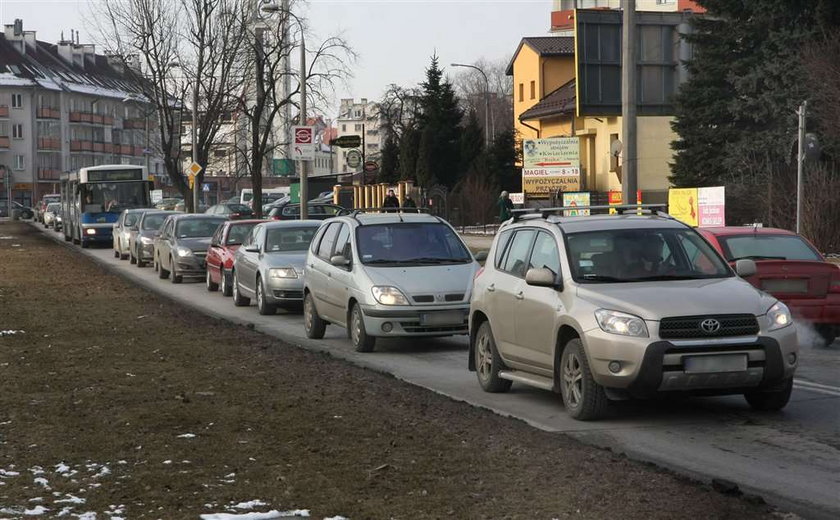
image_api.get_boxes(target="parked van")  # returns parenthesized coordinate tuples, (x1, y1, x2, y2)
(240, 187, 290, 207)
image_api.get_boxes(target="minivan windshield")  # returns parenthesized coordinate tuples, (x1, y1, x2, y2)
(566, 228, 731, 283)
(356, 223, 471, 265)
(717, 234, 821, 262)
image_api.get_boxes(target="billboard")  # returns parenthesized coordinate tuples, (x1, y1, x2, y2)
(522, 137, 581, 199)
(563, 192, 591, 216)
(608, 190, 642, 214)
(668, 186, 725, 227)
(575, 9, 694, 116)
(668, 188, 698, 226)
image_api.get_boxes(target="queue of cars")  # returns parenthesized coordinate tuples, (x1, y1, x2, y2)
(42, 200, 838, 421)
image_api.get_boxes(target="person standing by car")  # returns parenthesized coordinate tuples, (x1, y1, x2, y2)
(383, 189, 400, 212)
(402, 193, 417, 213)
(498, 190, 513, 222)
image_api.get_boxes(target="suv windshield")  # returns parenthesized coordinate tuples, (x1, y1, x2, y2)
(357, 223, 471, 265)
(566, 228, 731, 283)
(718, 234, 821, 262)
(265, 227, 318, 252)
(176, 218, 223, 238)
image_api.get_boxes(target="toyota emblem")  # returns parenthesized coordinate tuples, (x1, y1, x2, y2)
(700, 319, 721, 334)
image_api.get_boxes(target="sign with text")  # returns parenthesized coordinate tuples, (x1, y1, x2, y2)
(562, 191, 591, 216)
(151, 189, 163, 204)
(509, 192, 524, 205)
(668, 188, 698, 226)
(522, 137, 581, 199)
(698, 186, 726, 227)
(292, 126, 315, 161)
(608, 190, 642, 214)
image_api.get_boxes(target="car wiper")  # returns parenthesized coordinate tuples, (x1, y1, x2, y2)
(580, 274, 624, 282)
(730, 255, 786, 261)
(629, 274, 704, 281)
(363, 259, 402, 265)
(402, 257, 470, 264)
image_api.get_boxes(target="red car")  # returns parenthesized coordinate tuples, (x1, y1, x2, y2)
(205, 219, 265, 296)
(699, 226, 840, 345)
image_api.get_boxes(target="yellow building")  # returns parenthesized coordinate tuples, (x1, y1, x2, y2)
(507, 35, 676, 196)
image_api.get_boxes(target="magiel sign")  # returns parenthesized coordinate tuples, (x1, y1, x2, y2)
(522, 137, 581, 198)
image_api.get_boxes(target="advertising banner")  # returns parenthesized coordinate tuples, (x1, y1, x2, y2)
(668, 188, 699, 226)
(522, 137, 581, 198)
(698, 186, 726, 227)
(608, 190, 642, 214)
(562, 192, 591, 216)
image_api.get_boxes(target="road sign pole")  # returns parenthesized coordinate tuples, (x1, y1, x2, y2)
(796, 100, 807, 234)
(299, 33, 308, 220)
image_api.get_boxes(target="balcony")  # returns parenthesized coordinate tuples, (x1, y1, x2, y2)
(123, 118, 147, 130)
(118, 144, 133, 155)
(70, 139, 94, 152)
(37, 168, 62, 181)
(37, 137, 61, 151)
(0, 136, 9, 148)
(0, 106, 8, 118)
(69, 111, 114, 125)
(36, 107, 60, 120)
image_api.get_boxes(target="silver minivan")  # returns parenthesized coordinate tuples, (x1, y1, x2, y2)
(303, 212, 480, 352)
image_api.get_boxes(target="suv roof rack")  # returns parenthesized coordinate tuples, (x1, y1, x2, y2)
(510, 204, 671, 222)
(347, 207, 432, 225)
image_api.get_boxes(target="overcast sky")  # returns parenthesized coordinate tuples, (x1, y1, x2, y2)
(0, 0, 551, 116)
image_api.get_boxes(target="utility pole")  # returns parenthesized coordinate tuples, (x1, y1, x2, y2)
(282, 0, 292, 162)
(796, 100, 807, 234)
(191, 80, 199, 213)
(299, 31, 308, 220)
(621, 0, 638, 206)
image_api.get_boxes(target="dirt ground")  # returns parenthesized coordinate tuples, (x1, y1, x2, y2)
(0, 221, 777, 519)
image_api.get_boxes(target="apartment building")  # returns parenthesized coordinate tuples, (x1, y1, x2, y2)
(0, 20, 161, 207)
(550, 0, 704, 33)
(335, 98, 383, 176)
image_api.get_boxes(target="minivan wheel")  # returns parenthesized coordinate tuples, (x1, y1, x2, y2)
(221, 269, 233, 297)
(744, 377, 793, 411)
(206, 269, 219, 292)
(349, 303, 375, 352)
(232, 271, 250, 307)
(256, 277, 276, 315)
(304, 292, 326, 339)
(474, 322, 512, 393)
(136, 247, 146, 268)
(560, 339, 608, 421)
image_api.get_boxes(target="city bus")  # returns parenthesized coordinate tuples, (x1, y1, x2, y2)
(61, 165, 153, 248)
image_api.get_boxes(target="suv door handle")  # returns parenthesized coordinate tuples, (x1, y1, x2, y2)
(487, 284, 495, 292)
(515, 291, 524, 300)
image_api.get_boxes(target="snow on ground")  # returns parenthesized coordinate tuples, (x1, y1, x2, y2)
(0, 330, 24, 336)
(177, 433, 196, 438)
(200, 511, 310, 520)
(232, 500, 268, 510)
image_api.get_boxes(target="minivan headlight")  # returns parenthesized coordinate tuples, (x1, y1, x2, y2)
(595, 309, 649, 338)
(270, 267, 298, 279)
(767, 301, 792, 331)
(372, 286, 409, 306)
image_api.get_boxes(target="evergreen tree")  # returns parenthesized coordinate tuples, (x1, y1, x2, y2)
(378, 132, 400, 183)
(459, 110, 484, 178)
(398, 126, 420, 181)
(487, 129, 519, 192)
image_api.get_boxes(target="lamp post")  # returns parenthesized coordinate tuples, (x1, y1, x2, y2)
(451, 63, 492, 148)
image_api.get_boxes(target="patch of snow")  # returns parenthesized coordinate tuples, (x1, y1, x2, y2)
(23, 505, 49, 515)
(224, 473, 236, 478)
(57, 506, 74, 516)
(76, 513, 97, 520)
(0, 235, 15, 239)
(55, 463, 70, 474)
(177, 433, 196, 438)
(0, 469, 20, 477)
(116, 460, 127, 465)
(324, 516, 348, 520)
(34, 477, 49, 487)
(162, 460, 172, 465)
(30, 466, 45, 475)
(93, 466, 110, 478)
(279, 511, 309, 517)
(200, 512, 285, 520)
(28, 498, 43, 503)
(0, 330, 24, 336)
(232, 500, 268, 510)
(55, 494, 86, 505)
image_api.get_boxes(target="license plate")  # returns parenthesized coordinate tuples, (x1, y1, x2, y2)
(419, 311, 465, 326)
(762, 278, 808, 293)
(684, 354, 747, 374)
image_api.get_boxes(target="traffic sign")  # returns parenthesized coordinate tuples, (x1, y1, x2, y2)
(329, 135, 361, 148)
(188, 161, 203, 176)
(292, 125, 315, 161)
(202, 183, 210, 192)
(346, 149, 362, 168)
(363, 161, 378, 172)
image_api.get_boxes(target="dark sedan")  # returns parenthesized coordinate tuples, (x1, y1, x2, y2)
(206, 203, 254, 220)
(154, 214, 227, 283)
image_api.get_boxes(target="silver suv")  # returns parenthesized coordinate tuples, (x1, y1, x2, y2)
(469, 207, 799, 420)
(303, 212, 480, 352)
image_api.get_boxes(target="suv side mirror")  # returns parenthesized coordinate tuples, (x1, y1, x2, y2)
(474, 250, 488, 262)
(735, 259, 757, 278)
(244, 244, 260, 253)
(525, 267, 562, 291)
(330, 255, 350, 267)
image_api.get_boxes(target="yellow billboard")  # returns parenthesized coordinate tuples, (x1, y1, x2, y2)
(668, 188, 699, 226)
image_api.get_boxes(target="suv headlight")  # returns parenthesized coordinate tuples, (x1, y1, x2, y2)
(174, 246, 193, 257)
(766, 301, 792, 331)
(371, 286, 409, 306)
(595, 309, 649, 338)
(270, 267, 298, 279)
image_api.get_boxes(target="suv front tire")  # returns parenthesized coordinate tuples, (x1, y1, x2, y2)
(474, 321, 512, 393)
(559, 338, 608, 421)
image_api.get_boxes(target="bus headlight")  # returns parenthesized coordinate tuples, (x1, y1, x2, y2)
(85, 228, 97, 235)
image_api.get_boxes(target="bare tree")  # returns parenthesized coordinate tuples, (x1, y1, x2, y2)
(232, 2, 354, 216)
(452, 57, 514, 137)
(95, 0, 250, 212)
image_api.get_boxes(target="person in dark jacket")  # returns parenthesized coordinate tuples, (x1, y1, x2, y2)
(382, 189, 400, 212)
(498, 191, 514, 222)
(402, 194, 417, 213)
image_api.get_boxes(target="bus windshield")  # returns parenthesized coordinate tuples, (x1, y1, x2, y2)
(82, 182, 149, 213)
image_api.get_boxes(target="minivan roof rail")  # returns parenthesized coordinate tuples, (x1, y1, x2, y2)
(510, 204, 670, 221)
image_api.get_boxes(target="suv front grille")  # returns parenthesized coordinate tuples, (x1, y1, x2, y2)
(659, 314, 759, 339)
(412, 293, 465, 303)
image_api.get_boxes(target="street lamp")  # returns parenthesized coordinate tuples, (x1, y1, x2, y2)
(451, 63, 493, 148)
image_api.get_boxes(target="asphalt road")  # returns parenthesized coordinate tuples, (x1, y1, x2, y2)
(34, 224, 840, 520)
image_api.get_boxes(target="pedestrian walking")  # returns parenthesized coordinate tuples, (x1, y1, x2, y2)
(498, 190, 514, 222)
(383, 189, 400, 212)
(402, 194, 417, 213)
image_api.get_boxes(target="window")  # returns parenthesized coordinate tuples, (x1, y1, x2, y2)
(11, 93, 22, 109)
(717, 234, 821, 262)
(12, 124, 23, 139)
(333, 224, 351, 259)
(354, 124, 363, 132)
(518, 83, 524, 102)
(14, 155, 24, 170)
(226, 223, 257, 245)
(317, 223, 340, 259)
(501, 229, 536, 277)
(494, 230, 514, 268)
(528, 232, 560, 275)
(356, 223, 471, 265)
(530, 81, 536, 100)
(265, 226, 318, 252)
(341, 124, 346, 132)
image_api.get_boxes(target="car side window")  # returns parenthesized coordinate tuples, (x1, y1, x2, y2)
(211, 226, 223, 247)
(333, 224, 351, 260)
(317, 223, 340, 260)
(528, 232, 561, 275)
(501, 229, 536, 278)
(494, 230, 513, 268)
